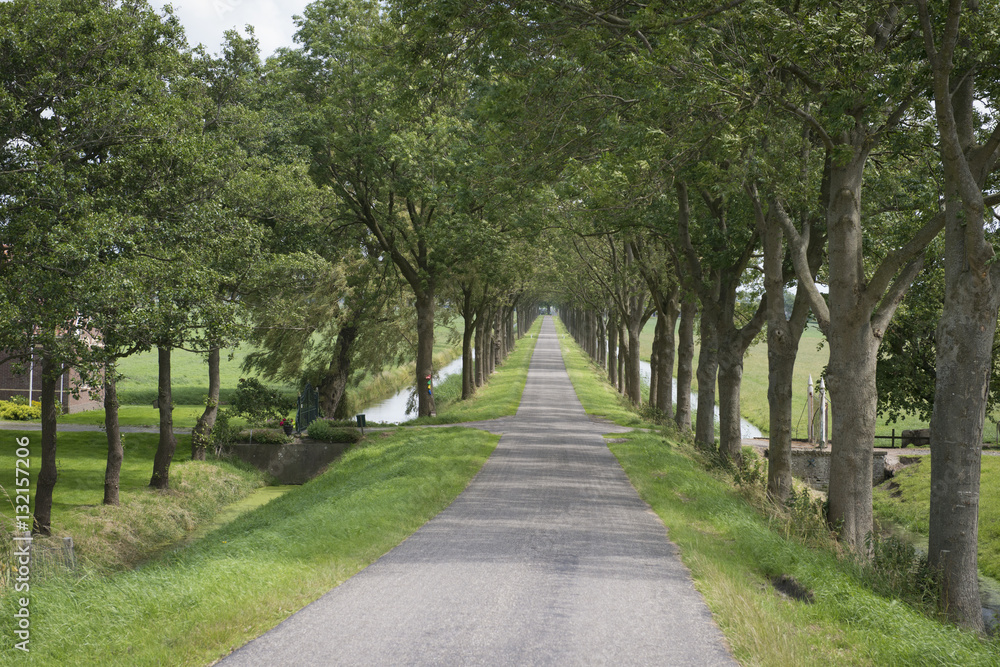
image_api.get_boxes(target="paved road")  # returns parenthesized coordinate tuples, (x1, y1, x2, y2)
(221, 316, 734, 666)
(0, 422, 192, 434)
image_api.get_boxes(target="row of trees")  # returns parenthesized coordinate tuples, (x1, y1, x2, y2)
(387, 0, 1000, 631)
(4, 0, 999, 633)
(0, 1, 543, 545)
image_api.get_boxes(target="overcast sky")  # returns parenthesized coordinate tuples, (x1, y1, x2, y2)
(157, 0, 314, 58)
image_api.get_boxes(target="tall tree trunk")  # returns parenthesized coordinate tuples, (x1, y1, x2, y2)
(716, 342, 744, 463)
(607, 312, 618, 389)
(191, 345, 221, 460)
(507, 304, 516, 351)
(150, 346, 177, 490)
(824, 153, 879, 548)
(319, 325, 357, 420)
(475, 304, 486, 388)
(917, 4, 1000, 629)
(675, 298, 695, 431)
(766, 335, 797, 501)
(597, 311, 607, 370)
(415, 292, 436, 417)
(649, 318, 659, 408)
(104, 363, 123, 505)
(491, 311, 500, 374)
(625, 309, 643, 406)
(655, 292, 679, 418)
(717, 291, 766, 464)
(497, 307, 507, 363)
(461, 287, 476, 399)
(617, 320, 626, 394)
(756, 190, 819, 501)
(777, 139, 930, 550)
(826, 318, 879, 547)
(760, 200, 797, 499)
(695, 302, 720, 448)
(32, 351, 58, 536)
(929, 266, 997, 630)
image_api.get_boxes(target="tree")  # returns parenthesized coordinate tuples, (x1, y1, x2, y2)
(283, 0, 479, 417)
(750, 2, 944, 548)
(0, 0, 188, 528)
(916, 0, 1000, 630)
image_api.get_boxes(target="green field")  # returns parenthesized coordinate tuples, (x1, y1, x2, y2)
(44, 319, 465, 429)
(637, 318, 939, 441)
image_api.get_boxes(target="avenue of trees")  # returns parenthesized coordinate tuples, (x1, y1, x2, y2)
(3, 0, 1000, 632)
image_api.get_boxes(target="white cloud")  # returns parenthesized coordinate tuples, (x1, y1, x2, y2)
(159, 0, 313, 58)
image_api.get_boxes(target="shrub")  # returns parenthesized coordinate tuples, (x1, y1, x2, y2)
(229, 378, 295, 429)
(0, 399, 41, 421)
(307, 419, 363, 444)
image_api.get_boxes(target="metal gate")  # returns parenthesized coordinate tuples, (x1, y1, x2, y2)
(296, 382, 320, 433)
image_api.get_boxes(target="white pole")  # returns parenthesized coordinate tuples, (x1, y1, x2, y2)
(27, 350, 34, 405)
(807, 375, 814, 444)
(819, 377, 827, 448)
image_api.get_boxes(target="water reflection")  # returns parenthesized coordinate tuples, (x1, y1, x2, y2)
(639, 361, 763, 438)
(361, 357, 465, 423)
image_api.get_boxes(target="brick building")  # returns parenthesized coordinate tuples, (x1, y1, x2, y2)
(0, 352, 102, 414)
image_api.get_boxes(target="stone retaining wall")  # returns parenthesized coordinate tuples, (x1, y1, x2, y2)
(788, 449, 887, 491)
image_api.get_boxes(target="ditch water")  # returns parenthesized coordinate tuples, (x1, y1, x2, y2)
(638, 361, 763, 438)
(360, 357, 465, 424)
(184, 485, 296, 544)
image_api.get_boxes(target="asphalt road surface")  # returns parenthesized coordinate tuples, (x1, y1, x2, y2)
(221, 316, 735, 666)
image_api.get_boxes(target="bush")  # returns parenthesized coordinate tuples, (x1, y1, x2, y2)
(0, 399, 41, 421)
(208, 409, 238, 452)
(229, 378, 295, 429)
(307, 419, 363, 444)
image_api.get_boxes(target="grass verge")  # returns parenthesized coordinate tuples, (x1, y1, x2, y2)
(561, 317, 1000, 665)
(0, 426, 497, 665)
(413, 317, 543, 425)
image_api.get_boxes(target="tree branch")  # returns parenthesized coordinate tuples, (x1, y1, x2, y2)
(772, 197, 830, 330)
(872, 254, 925, 338)
(865, 209, 945, 311)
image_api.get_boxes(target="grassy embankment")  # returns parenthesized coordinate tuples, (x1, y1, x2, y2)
(0, 320, 538, 664)
(637, 318, 950, 441)
(557, 317, 999, 665)
(874, 458, 1000, 582)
